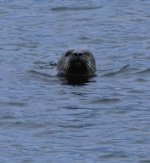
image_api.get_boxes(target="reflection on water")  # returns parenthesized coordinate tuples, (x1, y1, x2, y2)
(0, 0, 150, 162)
(58, 75, 95, 85)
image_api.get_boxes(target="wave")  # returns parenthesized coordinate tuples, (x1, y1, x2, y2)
(51, 6, 102, 12)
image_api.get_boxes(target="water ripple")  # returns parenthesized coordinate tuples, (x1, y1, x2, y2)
(51, 6, 103, 12)
(101, 64, 131, 77)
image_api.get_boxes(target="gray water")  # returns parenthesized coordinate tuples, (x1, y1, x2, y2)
(0, 0, 150, 162)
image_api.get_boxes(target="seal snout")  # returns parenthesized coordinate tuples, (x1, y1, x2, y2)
(72, 52, 83, 57)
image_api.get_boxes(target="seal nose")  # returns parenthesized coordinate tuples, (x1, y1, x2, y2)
(73, 53, 83, 57)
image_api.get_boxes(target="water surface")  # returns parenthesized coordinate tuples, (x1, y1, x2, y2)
(0, 0, 150, 162)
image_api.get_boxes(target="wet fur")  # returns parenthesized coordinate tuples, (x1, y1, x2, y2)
(57, 49, 96, 77)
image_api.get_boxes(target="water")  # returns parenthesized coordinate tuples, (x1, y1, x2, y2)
(0, 0, 150, 162)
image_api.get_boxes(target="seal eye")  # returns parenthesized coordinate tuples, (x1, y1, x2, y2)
(65, 49, 73, 57)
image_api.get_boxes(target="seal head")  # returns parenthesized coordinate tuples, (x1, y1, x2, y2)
(57, 49, 96, 77)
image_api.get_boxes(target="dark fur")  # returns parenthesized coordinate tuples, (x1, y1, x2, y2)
(57, 49, 96, 77)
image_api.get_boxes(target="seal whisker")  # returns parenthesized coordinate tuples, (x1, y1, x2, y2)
(87, 61, 95, 70)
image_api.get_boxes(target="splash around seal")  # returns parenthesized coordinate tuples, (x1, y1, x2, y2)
(57, 49, 96, 78)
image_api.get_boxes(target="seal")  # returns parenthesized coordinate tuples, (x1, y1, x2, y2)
(57, 49, 96, 77)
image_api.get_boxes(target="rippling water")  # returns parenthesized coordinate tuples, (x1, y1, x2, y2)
(0, 0, 150, 162)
